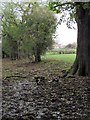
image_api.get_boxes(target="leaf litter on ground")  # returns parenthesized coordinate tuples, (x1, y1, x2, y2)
(2, 59, 90, 120)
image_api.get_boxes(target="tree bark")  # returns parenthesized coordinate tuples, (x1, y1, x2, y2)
(10, 40, 18, 60)
(33, 47, 41, 63)
(34, 53, 41, 62)
(69, 4, 90, 76)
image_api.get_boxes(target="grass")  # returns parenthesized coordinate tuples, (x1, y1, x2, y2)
(42, 53, 76, 63)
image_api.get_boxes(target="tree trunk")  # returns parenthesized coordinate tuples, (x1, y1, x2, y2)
(69, 4, 90, 76)
(34, 53, 41, 62)
(33, 47, 41, 63)
(11, 41, 18, 60)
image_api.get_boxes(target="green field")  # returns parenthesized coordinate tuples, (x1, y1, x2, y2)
(42, 53, 76, 63)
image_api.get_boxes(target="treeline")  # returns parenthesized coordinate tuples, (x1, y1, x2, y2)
(2, 2, 57, 62)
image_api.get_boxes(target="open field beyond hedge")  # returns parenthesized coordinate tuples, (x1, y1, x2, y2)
(42, 53, 76, 63)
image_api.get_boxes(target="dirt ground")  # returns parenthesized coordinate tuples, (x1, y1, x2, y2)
(2, 59, 90, 120)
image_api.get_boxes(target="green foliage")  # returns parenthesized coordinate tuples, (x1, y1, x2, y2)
(47, 1, 76, 29)
(49, 48, 76, 55)
(2, 2, 57, 61)
(2, 38, 11, 56)
(26, 6, 57, 56)
(2, 2, 22, 59)
(58, 49, 76, 54)
(47, 1, 90, 28)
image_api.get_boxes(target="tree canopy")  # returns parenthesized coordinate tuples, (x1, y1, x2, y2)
(2, 2, 57, 62)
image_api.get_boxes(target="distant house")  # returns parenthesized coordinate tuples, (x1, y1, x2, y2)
(53, 42, 61, 49)
(65, 42, 77, 49)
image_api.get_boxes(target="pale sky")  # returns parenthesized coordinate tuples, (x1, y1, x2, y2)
(55, 23, 77, 45)
(54, 14, 77, 45)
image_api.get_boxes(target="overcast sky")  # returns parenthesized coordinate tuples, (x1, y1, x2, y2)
(54, 13, 77, 45)
(55, 22, 77, 45)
